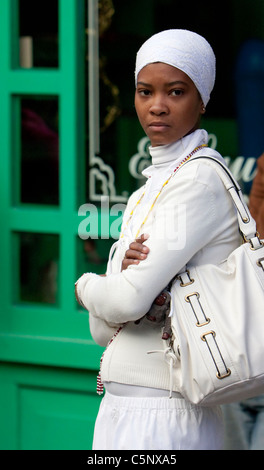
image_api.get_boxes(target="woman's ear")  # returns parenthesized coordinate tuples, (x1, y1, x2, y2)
(200, 102, 206, 115)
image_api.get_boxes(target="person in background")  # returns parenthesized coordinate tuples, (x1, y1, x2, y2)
(249, 153, 264, 237)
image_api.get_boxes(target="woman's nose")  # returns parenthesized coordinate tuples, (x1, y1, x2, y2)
(149, 95, 169, 115)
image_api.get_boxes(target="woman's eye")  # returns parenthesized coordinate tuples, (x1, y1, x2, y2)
(138, 89, 151, 96)
(171, 89, 183, 96)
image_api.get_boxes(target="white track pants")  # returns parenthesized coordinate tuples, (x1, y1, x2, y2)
(92, 391, 224, 450)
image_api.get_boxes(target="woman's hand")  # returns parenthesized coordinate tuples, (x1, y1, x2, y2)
(122, 234, 172, 338)
(121, 233, 150, 271)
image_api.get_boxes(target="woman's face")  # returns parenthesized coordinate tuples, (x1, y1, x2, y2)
(135, 63, 205, 147)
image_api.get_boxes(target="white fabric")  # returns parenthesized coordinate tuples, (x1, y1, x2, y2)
(76, 129, 241, 392)
(105, 381, 183, 397)
(135, 29, 216, 106)
(92, 391, 224, 450)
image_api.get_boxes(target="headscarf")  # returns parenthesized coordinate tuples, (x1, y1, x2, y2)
(135, 29, 216, 106)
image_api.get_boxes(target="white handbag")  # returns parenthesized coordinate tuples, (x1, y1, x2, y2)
(169, 155, 264, 406)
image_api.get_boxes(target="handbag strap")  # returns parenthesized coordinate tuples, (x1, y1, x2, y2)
(185, 155, 261, 246)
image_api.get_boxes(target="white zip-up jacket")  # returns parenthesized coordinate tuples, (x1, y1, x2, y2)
(76, 129, 241, 392)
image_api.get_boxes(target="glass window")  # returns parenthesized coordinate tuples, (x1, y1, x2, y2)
(85, 0, 145, 207)
(19, 0, 59, 68)
(19, 96, 59, 205)
(14, 232, 59, 305)
(85, 0, 264, 207)
(76, 236, 113, 282)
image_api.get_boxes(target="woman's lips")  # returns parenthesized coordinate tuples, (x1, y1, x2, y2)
(149, 122, 170, 131)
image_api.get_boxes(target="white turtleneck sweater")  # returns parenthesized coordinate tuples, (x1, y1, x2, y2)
(76, 129, 241, 392)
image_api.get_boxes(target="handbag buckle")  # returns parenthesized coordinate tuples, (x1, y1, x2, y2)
(185, 292, 210, 327)
(257, 257, 264, 270)
(177, 270, 194, 287)
(244, 231, 264, 250)
(216, 369, 231, 379)
(201, 331, 231, 380)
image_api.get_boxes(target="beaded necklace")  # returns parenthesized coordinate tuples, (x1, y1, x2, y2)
(97, 326, 122, 395)
(121, 144, 207, 239)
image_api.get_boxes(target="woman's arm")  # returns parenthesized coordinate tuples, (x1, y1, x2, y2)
(76, 164, 223, 324)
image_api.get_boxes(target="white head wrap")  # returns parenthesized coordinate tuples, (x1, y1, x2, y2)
(135, 29, 216, 106)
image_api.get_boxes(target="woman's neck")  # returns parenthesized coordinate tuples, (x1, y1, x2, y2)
(148, 129, 207, 167)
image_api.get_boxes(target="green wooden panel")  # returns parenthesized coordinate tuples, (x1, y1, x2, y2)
(0, 363, 101, 450)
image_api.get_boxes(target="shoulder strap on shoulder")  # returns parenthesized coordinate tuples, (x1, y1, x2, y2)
(186, 155, 258, 242)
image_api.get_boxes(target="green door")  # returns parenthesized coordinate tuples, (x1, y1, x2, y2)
(0, 0, 105, 450)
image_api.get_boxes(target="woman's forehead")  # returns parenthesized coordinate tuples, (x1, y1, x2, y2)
(137, 63, 194, 87)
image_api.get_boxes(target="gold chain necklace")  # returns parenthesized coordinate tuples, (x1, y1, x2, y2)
(121, 144, 207, 239)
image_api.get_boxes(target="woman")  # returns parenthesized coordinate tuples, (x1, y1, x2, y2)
(75, 29, 241, 450)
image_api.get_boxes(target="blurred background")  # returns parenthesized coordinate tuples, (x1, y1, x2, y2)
(0, 0, 264, 450)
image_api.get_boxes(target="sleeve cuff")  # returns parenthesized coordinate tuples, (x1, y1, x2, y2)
(75, 273, 94, 309)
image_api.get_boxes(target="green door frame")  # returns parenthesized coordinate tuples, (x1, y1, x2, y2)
(0, 0, 105, 449)
(0, 0, 104, 367)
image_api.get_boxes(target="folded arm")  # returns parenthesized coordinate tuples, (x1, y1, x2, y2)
(76, 168, 219, 324)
